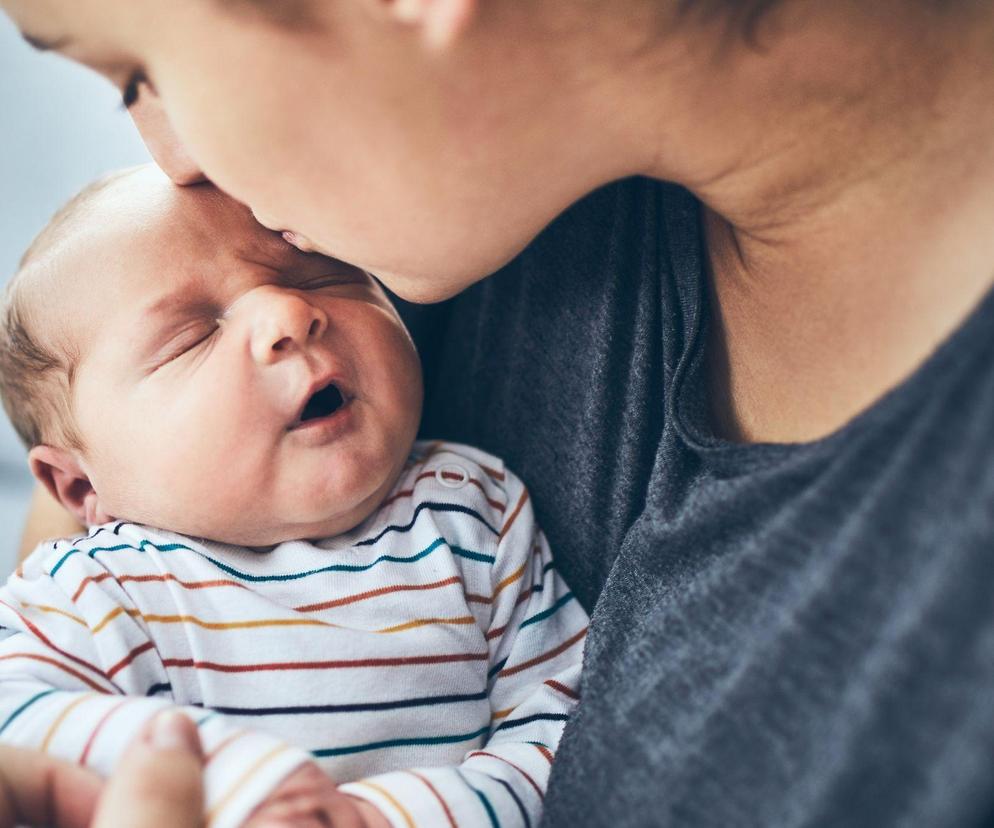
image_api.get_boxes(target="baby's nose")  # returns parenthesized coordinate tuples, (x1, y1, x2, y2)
(242, 286, 328, 365)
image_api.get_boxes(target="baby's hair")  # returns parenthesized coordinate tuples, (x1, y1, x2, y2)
(0, 168, 137, 450)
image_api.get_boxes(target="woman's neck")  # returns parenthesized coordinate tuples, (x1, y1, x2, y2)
(619, 1, 994, 442)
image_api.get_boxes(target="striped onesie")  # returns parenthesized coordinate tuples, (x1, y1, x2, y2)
(0, 442, 588, 828)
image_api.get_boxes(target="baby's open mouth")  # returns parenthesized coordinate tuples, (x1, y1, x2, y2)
(291, 382, 346, 428)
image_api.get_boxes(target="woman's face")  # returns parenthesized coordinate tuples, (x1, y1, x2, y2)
(1, 0, 573, 302)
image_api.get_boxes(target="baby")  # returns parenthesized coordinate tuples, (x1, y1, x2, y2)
(0, 166, 587, 828)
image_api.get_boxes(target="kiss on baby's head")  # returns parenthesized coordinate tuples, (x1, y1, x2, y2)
(0, 165, 423, 546)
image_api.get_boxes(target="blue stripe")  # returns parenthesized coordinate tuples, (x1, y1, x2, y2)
(520, 593, 575, 630)
(494, 712, 570, 733)
(0, 689, 56, 736)
(493, 776, 531, 828)
(213, 689, 488, 717)
(487, 657, 508, 680)
(312, 725, 489, 758)
(355, 501, 499, 547)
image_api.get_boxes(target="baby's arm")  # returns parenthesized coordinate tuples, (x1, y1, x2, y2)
(340, 471, 588, 828)
(0, 540, 313, 828)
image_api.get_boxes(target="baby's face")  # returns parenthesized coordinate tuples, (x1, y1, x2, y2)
(52, 168, 422, 545)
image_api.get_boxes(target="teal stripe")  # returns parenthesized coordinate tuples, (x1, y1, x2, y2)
(312, 725, 489, 758)
(50, 537, 494, 583)
(458, 769, 501, 828)
(520, 592, 575, 629)
(451, 546, 496, 564)
(196, 712, 219, 728)
(49, 541, 191, 576)
(0, 689, 56, 736)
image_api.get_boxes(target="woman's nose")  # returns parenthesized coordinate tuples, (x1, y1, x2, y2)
(129, 93, 207, 186)
(240, 286, 329, 366)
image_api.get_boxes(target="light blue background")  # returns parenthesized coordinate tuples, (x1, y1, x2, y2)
(0, 15, 151, 574)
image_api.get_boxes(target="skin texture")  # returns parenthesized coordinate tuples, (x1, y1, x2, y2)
(23, 166, 423, 547)
(0, 712, 203, 828)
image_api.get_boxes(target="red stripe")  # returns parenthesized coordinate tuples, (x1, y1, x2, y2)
(499, 489, 529, 540)
(73, 572, 247, 603)
(294, 576, 462, 613)
(0, 599, 113, 686)
(467, 750, 544, 800)
(407, 769, 459, 827)
(78, 699, 129, 765)
(0, 653, 111, 694)
(535, 744, 554, 764)
(160, 651, 488, 674)
(499, 628, 588, 678)
(544, 679, 580, 701)
(107, 642, 156, 678)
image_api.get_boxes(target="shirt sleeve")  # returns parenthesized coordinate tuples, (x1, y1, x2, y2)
(0, 542, 311, 828)
(340, 470, 589, 828)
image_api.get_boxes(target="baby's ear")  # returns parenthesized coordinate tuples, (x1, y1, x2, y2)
(28, 445, 115, 526)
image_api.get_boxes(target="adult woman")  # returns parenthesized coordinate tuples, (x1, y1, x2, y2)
(2, 0, 993, 825)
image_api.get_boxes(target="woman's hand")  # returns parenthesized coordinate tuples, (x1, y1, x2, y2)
(0, 711, 204, 828)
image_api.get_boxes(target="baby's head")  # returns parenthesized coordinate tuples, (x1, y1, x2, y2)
(0, 165, 423, 546)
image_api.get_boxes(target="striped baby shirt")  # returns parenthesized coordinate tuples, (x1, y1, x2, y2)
(0, 442, 588, 828)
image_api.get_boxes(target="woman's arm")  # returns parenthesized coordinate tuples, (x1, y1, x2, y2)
(18, 483, 83, 563)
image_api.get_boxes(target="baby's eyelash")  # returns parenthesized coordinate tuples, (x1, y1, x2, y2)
(120, 70, 148, 110)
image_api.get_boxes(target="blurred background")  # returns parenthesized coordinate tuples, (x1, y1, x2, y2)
(0, 16, 150, 573)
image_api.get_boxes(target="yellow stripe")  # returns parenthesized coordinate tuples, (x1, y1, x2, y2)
(492, 707, 512, 720)
(92, 607, 328, 634)
(22, 603, 88, 628)
(376, 616, 476, 634)
(351, 780, 417, 828)
(206, 744, 295, 825)
(40, 694, 92, 753)
(491, 562, 527, 601)
(92, 606, 129, 634)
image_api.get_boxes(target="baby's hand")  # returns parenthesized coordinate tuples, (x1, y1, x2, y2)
(243, 762, 390, 828)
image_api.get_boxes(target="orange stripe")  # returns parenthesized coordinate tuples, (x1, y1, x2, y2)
(352, 780, 418, 828)
(493, 562, 528, 600)
(205, 730, 248, 763)
(294, 576, 463, 613)
(534, 744, 554, 764)
(499, 628, 588, 678)
(408, 770, 458, 828)
(376, 616, 476, 634)
(480, 464, 505, 482)
(499, 489, 529, 540)
(0, 653, 110, 693)
(468, 750, 544, 800)
(492, 707, 512, 720)
(41, 694, 92, 752)
(544, 679, 580, 701)
(78, 698, 130, 765)
(21, 604, 88, 628)
(91, 607, 128, 634)
(92, 606, 328, 635)
(206, 744, 297, 826)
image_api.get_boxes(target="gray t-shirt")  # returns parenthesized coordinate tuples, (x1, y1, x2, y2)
(397, 178, 994, 827)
